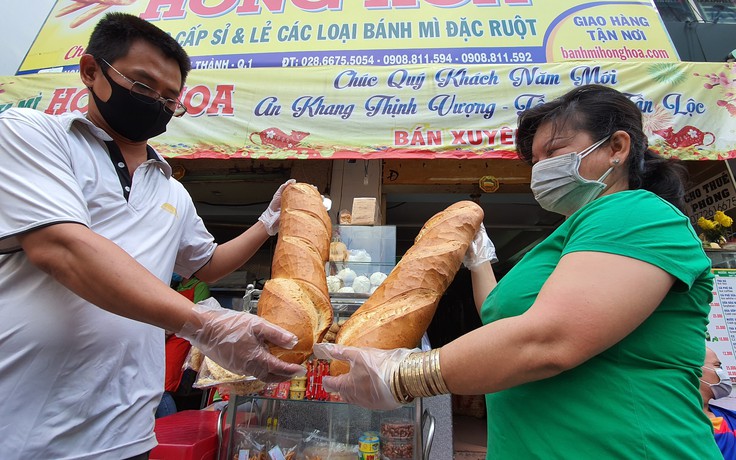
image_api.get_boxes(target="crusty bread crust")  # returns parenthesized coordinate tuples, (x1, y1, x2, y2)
(331, 201, 484, 375)
(257, 183, 333, 364)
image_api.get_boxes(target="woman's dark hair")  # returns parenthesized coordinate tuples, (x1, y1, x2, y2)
(516, 84, 688, 212)
(85, 13, 191, 87)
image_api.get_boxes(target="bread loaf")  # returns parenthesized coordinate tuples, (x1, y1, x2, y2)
(257, 183, 333, 364)
(331, 201, 484, 375)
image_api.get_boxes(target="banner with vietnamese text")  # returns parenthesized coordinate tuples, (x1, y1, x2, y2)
(19, 0, 678, 74)
(1, 61, 734, 160)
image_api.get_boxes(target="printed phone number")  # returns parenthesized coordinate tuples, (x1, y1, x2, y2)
(280, 51, 536, 67)
(690, 196, 736, 223)
(281, 53, 456, 67)
(460, 51, 534, 64)
(280, 50, 534, 67)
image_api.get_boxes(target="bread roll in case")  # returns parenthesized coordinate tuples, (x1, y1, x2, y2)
(332, 201, 484, 375)
(258, 183, 333, 364)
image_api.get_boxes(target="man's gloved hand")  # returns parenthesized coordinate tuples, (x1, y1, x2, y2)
(177, 298, 305, 382)
(462, 223, 498, 269)
(313, 343, 417, 410)
(258, 179, 296, 236)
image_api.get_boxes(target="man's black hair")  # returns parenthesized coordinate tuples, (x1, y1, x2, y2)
(85, 12, 191, 86)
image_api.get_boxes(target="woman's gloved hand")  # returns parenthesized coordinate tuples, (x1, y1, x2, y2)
(258, 179, 296, 236)
(462, 223, 498, 269)
(177, 298, 305, 382)
(313, 343, 417, 410)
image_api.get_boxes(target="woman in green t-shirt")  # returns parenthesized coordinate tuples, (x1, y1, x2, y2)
(315, 84, 721, 458)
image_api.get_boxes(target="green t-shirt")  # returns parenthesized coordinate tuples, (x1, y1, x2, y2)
(176, 277, 210, 303)
(481, 190, 720, 459)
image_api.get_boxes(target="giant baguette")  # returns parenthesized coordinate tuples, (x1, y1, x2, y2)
(331, 201, 484, 375)
(257, 183, 333, 364)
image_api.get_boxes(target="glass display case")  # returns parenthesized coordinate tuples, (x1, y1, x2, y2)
(220, 395, 432, 459)
(328, 226, 396, 295)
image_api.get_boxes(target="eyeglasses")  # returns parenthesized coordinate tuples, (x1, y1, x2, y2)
(99, 58, 187, 117)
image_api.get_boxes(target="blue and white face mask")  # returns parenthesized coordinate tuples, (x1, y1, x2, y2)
(701, 365, 733, 400)
(530, 136, 612, 216)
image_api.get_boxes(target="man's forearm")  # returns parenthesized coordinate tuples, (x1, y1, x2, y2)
(19, 223, 197, 332)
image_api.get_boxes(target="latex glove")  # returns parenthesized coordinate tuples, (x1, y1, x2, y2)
(462, 223, 497, 269)
(258, 179, 296, 235)
(313, 343, 417, 410)
(177, 298, 304, 382)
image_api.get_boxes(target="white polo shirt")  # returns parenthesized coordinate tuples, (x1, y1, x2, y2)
(0, 108, 216, 459)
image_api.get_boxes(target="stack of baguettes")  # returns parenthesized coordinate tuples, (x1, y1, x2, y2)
(258, 182, 333, 364)
(330, 200, 484, 375)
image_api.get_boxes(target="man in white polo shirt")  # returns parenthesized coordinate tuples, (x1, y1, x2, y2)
(0, 13, 304, 460)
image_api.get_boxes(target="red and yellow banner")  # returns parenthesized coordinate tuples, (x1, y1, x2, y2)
(2, 61, 734, 160)
(20, 0, 677, 74)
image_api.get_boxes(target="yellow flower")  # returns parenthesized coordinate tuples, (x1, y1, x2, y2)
(699, 217, 717, 231)
(715, 211, 733, 228)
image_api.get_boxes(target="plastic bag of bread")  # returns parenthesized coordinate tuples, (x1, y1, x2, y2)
(182, 346, 204, 373)
(193, 356, 265, 396)
(303, 441, 358, 460)
(338, 209, 352, 224)
(329, 239, 349, 274)
(232, 427, 269, 460)
(302, 431, 359, 460)
(233, 427, 301, 460)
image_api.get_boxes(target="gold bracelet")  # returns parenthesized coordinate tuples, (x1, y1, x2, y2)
(407, 353, 422, 398)
(426, 350, 443, 397)
(389, 364, 401, 403)
(425, 350, 440, 397)
(395, 357, 415, 404)
(394, 349, 452, 402)
(426, 349, 442, 396)
(391, 363, 412, 404)
(416, 352, 431, 397)
(423, 350, 438, 396)
(391, 361, 404, 403)
(405, 351, 435, 398)
(417, 353, 431, 397)
(401, 356, 415, 403)
(433, 348, 451, 394)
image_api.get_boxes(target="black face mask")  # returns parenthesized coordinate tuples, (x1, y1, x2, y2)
(89, 68, 173, 142)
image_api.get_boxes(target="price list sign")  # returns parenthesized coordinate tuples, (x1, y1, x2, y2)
(709, 270, 736, 379)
